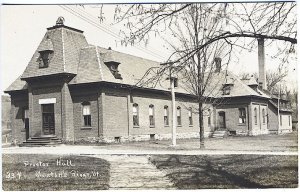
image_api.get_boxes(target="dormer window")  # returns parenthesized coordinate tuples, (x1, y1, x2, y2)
(104, 48, 123, 80)
(222, 84, 232, 95)
(38, 50, 53, 68)
(105, 62, 122, 79)
(110, 64, 117, 71)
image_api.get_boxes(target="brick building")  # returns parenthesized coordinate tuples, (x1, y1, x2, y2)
(4, 18, 293, 145)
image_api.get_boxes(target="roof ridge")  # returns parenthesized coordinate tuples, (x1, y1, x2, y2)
(62, 28, 66, 72)
(96, 46, 162, 64)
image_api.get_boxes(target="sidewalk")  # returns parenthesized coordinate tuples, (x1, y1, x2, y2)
(97, 155, 175, 189)
(2, 145, 298, 156)
(2, 132, 297, 155)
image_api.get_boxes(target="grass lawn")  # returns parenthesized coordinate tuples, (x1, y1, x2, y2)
(2, 154, 110, 191)
(150, 155, 298, 189)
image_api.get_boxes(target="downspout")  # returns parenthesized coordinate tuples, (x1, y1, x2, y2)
(247, 106, 250, 135)
(61, 84, 64, 139)
(258, 104, 261, 134)
(127, 91, 130, 138)
(97, 91, 100, 137)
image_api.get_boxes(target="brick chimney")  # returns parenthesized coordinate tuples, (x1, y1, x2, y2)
(215, 57, 222, 72)
(258, 38, 267, 90)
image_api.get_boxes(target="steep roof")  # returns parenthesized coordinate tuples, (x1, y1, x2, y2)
(5, 76, 28, 92)
(21, 24, 88, 79)
(70, 45, 269, 99)
(70, 46, 161, 86)
(6, 18, 271, 100)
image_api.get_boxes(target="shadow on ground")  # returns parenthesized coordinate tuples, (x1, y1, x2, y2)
(150, 155, 298, 189)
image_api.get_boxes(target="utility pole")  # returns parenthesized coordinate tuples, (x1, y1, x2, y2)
(170, 76, 177, 146)
(277, 83, 281, 134)
(161, 61, 177, 146)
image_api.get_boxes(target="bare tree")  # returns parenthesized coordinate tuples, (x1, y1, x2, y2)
(240, 68, 288, 93)
(108, 3, 296, 56)
(163, 4, 233, 148)
(97, 2, 297, 148)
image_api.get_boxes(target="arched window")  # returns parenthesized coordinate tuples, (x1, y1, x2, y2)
(133, 103, 139, 127)
(239, 108, 246, 124)
(254, 107, 257, 125)
(149, 104, 155, 127)
(188, 108, 193, 126)
(82, 102, 91, 127)
(177, 106, 182, 126)
(164, 106, 169, 126)
(262, 108, 266, 124)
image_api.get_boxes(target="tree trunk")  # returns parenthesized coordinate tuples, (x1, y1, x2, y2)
(199, 101, 205, 149)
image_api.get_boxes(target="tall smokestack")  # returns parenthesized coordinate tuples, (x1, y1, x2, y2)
(258, 38, 266, 90)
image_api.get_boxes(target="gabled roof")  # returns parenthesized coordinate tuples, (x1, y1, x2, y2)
(202, 71, 270, 98)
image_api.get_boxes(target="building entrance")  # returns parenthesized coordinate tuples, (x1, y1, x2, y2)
(42, 104, 55, 135)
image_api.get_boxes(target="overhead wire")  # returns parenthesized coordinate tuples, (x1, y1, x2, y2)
(59, 5, 167, 61)
(69, 5, 166, 58)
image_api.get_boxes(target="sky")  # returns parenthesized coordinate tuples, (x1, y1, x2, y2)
(0, 4, 298, 94)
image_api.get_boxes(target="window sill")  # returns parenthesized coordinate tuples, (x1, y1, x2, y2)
(177, 125, 182, 127)
(150, 126, 155, 128)
(133, 126, 140, 128)
(189, 125, 193, 127)
(81, 127, 92, 130)
(164, 125, 169, 127)
(238, 123, 246, 126)
(21, 129, 26, 132)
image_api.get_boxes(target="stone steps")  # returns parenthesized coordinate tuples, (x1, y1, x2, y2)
(212, 130, 228, 138)
(20, 136, 62, 147)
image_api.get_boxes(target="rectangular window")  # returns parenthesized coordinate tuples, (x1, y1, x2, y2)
(133, 104, 139, 127)
(188, 108, 193, 126)
(164, 106, 169, 126)
(149, 105, 155, 127)
(83, 104, 91, 127)
(177, 107, 181, 126)
(239, 108, 246, 124)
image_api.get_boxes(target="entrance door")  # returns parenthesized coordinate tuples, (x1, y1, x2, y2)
(218, 111, 226, 129)
(24, 109, 29, 139)
(42, 104, 55, 135)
